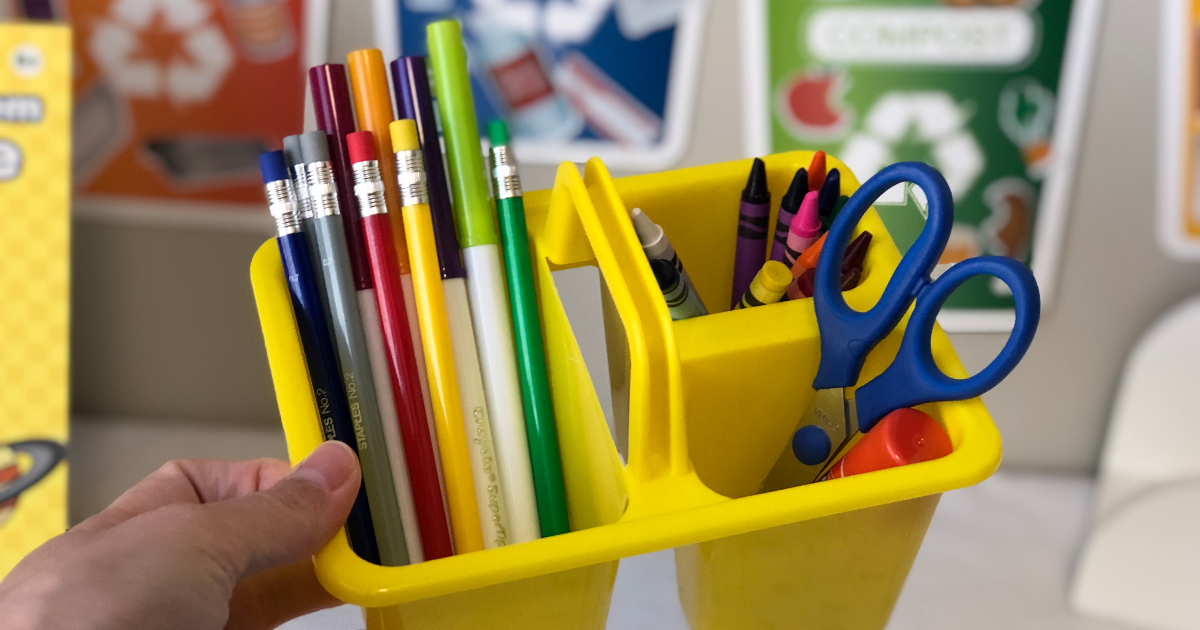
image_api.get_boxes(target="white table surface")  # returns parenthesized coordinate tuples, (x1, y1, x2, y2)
(278, 472, 1135, 630)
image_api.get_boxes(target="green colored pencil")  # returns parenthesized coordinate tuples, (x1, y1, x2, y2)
(487, 119, 571, 536)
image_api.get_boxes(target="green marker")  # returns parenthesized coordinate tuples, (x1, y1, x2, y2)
(488, 119, 571, 537)
(428, 20, 570, 537)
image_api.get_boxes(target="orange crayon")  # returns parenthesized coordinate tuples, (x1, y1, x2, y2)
(807, 151, 827, 191)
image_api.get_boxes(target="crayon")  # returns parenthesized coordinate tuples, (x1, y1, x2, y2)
(828, 195, 849, 230)
(650, 259, 707, 320)
(788, 264, 863, 300)
(816, 168, 840, 231)
(841, 266, 862, 291)
(791, 267, 816, 300)
(631, 207, 702, 303)
(792, 232, 827, 278)
(821, 408, 951, 480)
(808, 151, 827, 191)
(841, 231, 873, 275)
(770, 168, 808, 263)
(731, 157, 770, 308)
(784, 191, 821, 266)
(734, 260, 792, 309)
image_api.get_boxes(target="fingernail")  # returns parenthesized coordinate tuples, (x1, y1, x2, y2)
(290, 441, 357, 492)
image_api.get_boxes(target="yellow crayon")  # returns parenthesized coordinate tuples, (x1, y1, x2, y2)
(390, 119, 485, 553)
(735, 260, 792, 310)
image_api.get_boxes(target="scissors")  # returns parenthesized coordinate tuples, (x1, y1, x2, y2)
(789, 162, 1040, 484)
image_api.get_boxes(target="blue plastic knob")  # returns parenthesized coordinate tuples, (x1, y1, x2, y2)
(792, 425, 833, 466)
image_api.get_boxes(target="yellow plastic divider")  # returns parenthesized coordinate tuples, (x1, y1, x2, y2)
(250, 152, 1003, 629)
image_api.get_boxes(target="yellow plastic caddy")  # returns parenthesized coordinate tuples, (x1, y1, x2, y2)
(250, 152, 1002, 629)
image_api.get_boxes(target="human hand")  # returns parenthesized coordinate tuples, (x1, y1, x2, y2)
(0, 440, 361, 630)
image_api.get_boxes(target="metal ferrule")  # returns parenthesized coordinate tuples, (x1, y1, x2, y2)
(290, 164, 313, 220)
(394, 149, 429, 207)
(265, 179, 302, 236)
(352, 161, 388, 218)
(490, 144, 522, 200)
(305, 160, 341, 218)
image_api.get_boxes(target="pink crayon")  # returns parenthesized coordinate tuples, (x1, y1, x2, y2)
(784, 191, 822, 267)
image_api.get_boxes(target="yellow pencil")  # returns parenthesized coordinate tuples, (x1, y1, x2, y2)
(390, 119, 484, 553)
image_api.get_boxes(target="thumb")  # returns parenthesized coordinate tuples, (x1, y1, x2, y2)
(203, 440, 362, 579)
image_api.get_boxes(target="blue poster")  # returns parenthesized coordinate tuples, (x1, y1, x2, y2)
(378, 0, 708, 170)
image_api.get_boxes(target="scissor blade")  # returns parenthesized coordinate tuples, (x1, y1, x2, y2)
(791, 387, 851, 486)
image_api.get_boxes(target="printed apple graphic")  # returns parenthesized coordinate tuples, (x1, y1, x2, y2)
(777, 71, 851, 139)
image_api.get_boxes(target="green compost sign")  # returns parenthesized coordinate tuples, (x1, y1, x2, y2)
(761, 0, 1078, 321)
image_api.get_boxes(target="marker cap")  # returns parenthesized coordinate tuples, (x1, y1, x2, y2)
(392, 54, 466, 280)
(428, 18, 500, 247)
(825, 408, 952, 480)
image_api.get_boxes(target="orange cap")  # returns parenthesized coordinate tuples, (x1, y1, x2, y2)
(824, 408, 952, 480)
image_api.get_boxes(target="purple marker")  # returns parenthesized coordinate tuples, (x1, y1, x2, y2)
(732, 157, 771, 308)
(392, 55, 466, 280)
(770, 167, 808, 263)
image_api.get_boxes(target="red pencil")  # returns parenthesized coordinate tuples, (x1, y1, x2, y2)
(348, 130, 454, 561)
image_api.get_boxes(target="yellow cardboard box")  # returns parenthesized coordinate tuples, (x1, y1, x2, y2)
(0, 23, 70, 578)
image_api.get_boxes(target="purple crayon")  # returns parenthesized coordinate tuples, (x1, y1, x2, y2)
(732, 157, 771, 308)
(770, 167, 808, 263)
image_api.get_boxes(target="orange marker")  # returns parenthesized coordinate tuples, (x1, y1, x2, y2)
(807, 150, 827, 191)
(823, 408, 952, 480)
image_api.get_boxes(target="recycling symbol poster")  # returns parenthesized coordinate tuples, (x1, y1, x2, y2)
(745, 0, 1103, 331)
(67, 0, 311, 216)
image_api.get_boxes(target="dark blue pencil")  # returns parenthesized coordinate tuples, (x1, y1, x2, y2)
(260, 150, 380, 564)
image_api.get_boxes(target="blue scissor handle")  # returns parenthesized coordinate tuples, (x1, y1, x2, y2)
(854, 256, 1041, 432)
(813, 162, 953, 389)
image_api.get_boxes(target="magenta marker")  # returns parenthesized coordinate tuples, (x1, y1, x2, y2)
(784, 191, 822, 267)
(731, 158, 771, 308)
(770, 167, 808, 263)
